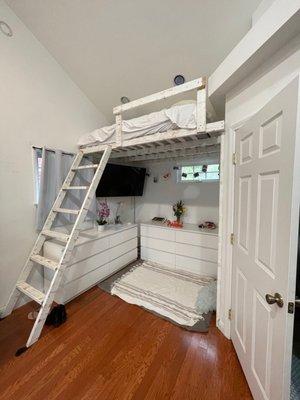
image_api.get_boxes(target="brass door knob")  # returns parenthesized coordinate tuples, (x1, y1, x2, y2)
(265, 293, 284, 308)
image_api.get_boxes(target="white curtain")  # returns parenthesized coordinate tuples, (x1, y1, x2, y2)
(36, 147, 97, 231)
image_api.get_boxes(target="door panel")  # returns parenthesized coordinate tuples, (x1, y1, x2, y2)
(235, 267, 247, 352)
(238, 175, 251, 253)
(231, 77, 300, 400)
(255, 172, 279, 277)
(251, 290, 272, 397)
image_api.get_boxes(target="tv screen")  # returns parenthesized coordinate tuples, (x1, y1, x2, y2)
(96, 164, 146, 197)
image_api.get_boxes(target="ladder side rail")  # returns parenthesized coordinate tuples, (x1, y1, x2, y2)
(61, 146, 112, 265)
(26, 267, 65, 346)
(24, 151, 83, 265)
(2, 152, 83, 318)
(26, 146, 112, 347)
(41, 152, 84, 232)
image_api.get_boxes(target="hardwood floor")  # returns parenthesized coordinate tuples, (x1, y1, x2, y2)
(0, 287, 252, 400)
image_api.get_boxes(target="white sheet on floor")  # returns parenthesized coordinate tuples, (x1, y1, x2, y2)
(78, 103, 197, 147)
(111, 261, 216, 326)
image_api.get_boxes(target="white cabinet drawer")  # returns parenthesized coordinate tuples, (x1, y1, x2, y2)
(110, 238, 137, 261)
(43, 225, 138, 304)
(175, 231, 218, 249)
(45, 249, 138, 304)
(71, 236, 110, 264)
(140, 225, 175, 242)
(175, 255, 217, 277)
(141, 247, 175, 267)
(44, 248, 111, 282)
(175, 242, 217, 263)
(109, 227, 138, 248)
(140, 236, 175, 254)
(64, 249, 110, 283)
(44, 261, 110, 304)
(62, 263, 111, 303)
(109, 249, 138, 275)
(43, 236, 110, 265)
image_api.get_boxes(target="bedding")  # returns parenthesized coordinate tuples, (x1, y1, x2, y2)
(110, 260, 217, 327)
(78, 103, 197, 147)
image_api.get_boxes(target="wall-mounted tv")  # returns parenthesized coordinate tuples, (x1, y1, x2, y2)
(96, 163, 146, 197)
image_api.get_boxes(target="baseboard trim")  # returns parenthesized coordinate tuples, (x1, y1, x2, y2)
(0, 305, 6, 317)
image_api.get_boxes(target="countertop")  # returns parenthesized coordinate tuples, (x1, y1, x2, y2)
(140, 221, 218, 236)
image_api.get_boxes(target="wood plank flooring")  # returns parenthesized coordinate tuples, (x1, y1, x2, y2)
(0, 287, 252, 400)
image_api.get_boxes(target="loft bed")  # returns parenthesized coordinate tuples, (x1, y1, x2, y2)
(79, 77, 224, 163)
(5, 77, 224, 353)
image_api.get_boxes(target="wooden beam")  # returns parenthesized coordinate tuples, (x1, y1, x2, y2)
(118, 152, 220, 163)
(81, 121, 224, 155)
(110, 137, 220, 159)
(196, 87, 206, 133)
(206, 97, 218, 121)
(115, 114, 122, 146)
(124, 153, 220, 165)
(116, 145, 220, 163)
(113, 77, 206, 115)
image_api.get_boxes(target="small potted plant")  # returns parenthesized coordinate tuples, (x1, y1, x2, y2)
(97, 200, 110, 232)
(172, 200, 186, 227)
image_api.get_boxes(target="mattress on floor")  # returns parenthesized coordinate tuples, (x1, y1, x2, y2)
(78, 103, 197, 147)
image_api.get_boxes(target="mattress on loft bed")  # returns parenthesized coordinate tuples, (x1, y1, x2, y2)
(78, 103, 198, 147)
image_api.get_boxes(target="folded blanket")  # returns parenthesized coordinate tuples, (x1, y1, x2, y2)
(111, 260, 216, 327)
(78, 103, 197, 147)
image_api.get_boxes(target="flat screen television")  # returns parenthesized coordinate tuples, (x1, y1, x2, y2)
(96, 163, 146, 197)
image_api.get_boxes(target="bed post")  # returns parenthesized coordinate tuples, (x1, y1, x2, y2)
(196, 78, 207, 134)
(116, 114, 123, 146)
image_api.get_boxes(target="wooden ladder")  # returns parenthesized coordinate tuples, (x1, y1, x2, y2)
(2, 146, 112, 355)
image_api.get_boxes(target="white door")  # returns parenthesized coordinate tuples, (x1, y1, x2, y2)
(231, 77, 300, 400)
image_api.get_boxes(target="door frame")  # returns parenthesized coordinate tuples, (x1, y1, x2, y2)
(217, 77, 300, 397)
(217, 117, 250, 338)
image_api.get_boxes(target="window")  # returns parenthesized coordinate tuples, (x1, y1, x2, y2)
(178, 163, 219, 183)
(33, 147, 43, 204)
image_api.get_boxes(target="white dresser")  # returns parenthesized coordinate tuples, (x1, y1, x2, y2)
(43, 224, 138, 303)
(140, 222, 218, 277)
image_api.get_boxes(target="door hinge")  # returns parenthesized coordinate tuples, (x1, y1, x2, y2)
(288, 302, 294, 314)
(232, 153, 237, 165)
(228, 309, 232, 320)
(230, 233, 234, 245)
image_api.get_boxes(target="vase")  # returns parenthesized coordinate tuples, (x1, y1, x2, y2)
(97, 224, 106, 232)
(176, 216, 181, 224)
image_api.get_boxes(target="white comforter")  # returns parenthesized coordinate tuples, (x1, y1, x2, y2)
(78, 103, 197, 147)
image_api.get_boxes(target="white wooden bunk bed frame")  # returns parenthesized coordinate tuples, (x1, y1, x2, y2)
(3, 76, 224, 355)
(82, 76, 224, 162)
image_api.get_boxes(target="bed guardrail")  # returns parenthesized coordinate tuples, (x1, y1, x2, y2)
(113, 77, 207, 146)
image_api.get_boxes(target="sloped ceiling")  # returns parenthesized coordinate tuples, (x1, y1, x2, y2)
(6, 0, 261, 122)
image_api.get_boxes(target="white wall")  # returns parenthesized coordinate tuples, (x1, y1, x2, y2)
(135, 160, 219, 225)
(96, 197, 136, 225)
(0, 1, 107, 310)
(226, 33, 300, 125)
(252, 0, 276, 26)
(96, 158, 220, 226)
(218, 32, 300, 338)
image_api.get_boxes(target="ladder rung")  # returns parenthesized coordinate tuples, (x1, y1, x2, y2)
(63, 186, 89, 190)
(73, 164, 98, 170)
(42, 229, 69, 243)
(54, 208, 80, 215)
(16, 282, 45, 305)
(30, 254, 59, 271)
